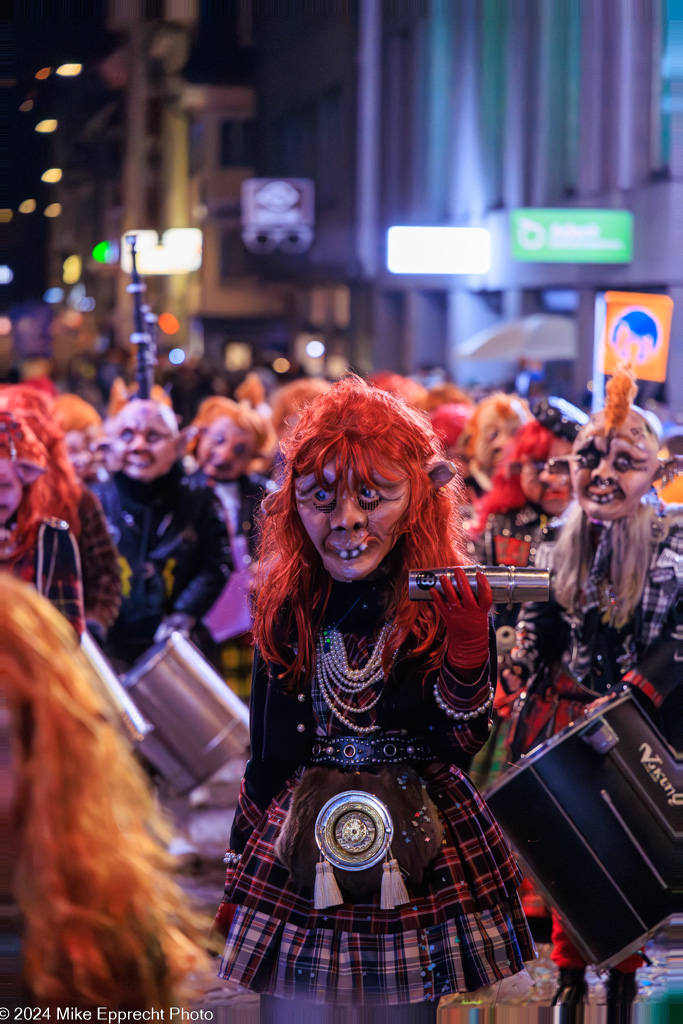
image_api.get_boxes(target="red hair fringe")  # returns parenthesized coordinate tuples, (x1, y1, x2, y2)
(0, 386, 82, 561)
(471, 420, 554, 531)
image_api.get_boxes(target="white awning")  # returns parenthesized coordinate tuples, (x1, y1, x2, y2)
(458, 314, 577, 361)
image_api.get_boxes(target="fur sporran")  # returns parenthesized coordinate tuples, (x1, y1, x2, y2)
(274, 765, 444, 901)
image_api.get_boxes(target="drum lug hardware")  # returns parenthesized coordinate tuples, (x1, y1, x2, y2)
(579, 717, 619, 754)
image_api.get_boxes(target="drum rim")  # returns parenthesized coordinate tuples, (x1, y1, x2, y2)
(122, 630, 187, 688)
(485, 688, 633, 797)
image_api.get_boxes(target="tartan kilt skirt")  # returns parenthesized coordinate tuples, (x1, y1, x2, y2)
(217, 762, 536, 1005)
(506, 668, 598, 761)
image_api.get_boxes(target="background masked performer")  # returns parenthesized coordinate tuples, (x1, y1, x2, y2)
(459, 392, 532, 502)
(506, 362, 680, 1013)
(94, 397, 232, 668)
(2, 385, 121, 640)
(0, 406, 84, 633)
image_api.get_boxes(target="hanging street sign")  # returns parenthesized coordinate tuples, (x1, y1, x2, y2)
(241, 178, 315, 253)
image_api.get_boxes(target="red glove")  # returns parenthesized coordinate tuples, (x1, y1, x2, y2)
(431, 568, 493, 672)
(209, 900, 238, 951)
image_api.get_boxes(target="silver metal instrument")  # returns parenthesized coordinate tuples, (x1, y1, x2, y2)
(80, 630, 153, 743)
(122, 631, 250, 793)
(408, 565, 550, 604)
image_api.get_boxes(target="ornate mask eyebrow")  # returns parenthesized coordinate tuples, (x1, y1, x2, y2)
(0, 411, 23, 460)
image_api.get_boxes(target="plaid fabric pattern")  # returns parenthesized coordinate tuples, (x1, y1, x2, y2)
(508, 508, 680, 759)
(219, 902, 530, 1004)
(10, 522, 85, 634)
(539, 511, 678, 678)
(218, 764, 535, 1003)
(78, 487, 121, 629)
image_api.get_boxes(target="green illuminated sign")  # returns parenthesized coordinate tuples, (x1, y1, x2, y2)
(511, 209, 633, 263)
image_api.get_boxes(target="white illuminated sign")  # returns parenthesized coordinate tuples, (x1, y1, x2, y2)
(120, 229, 203, 275)
(387, 227, 490, 275)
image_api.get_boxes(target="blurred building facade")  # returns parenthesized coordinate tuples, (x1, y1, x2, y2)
(35, 3, 683, 415)
(248, 4, 683, 414)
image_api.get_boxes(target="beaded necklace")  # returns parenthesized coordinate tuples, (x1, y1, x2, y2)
(315, 621, 393, 735)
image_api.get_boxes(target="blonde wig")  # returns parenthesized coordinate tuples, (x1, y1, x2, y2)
(551, 500, 665, 628)
(189, 395, 270, 456)
(52, 393, 103, 435)
(459, 392, 532, 458)
(270, 377, 332, 438)
(4, 577, 213, 1009)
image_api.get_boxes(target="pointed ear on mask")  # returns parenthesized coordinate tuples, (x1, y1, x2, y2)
(426, 459, 458, 490)
(177, 426, 197, 458)
(655, 454, 682, 486)
(15, 461, 47, 486)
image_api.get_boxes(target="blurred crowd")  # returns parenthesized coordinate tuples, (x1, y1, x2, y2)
(1, 364, 680, 693)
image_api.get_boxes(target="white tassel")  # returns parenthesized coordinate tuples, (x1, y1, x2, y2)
(314, 858, 343, 909)
(389, 858, 409, 906)
(380, 860, 395, 909)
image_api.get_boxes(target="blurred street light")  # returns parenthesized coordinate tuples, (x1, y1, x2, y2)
(35, 68, 51, 80)
(0, 267, 14, 284)
(305, 340, 325, 358)
(92, 240, 119, 264)
(62, 255, 82, 284)
(273, 357, 290, 374)
(35, 119, 58, 133)
(159, 313, 180, 335)
(0, 210, 13, 223)
(44, 203, 62, 218)
(56, 64, 82, 77)
(18, 200, 36, 214)
(19, 100, 33, 112)
(41, 168, 62, 183)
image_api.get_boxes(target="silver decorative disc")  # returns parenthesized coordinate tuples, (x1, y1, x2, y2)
(315, 790, 393, 871)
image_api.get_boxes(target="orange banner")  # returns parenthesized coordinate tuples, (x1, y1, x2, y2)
(600, 291, 673, 382)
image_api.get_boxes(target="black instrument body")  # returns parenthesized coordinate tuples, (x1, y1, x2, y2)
(486, 690, 679, 967)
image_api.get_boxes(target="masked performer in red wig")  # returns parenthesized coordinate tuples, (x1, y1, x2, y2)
(1, 385, 121, 639)
(214, 377, 535, 1016)
(0, 406, 84, 633)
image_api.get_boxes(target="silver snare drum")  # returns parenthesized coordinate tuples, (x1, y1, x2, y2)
(123, 631, 250, 793)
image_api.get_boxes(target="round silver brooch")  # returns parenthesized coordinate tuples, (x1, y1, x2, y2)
(315, 790, 393, 871)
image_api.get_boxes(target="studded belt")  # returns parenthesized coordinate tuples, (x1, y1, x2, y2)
(310, 734, 433, 767)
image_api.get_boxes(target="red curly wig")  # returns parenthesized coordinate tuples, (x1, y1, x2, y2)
(0, 385, 82, 561)
(254, 376, 470, 687)
(472, 420, 555, 531)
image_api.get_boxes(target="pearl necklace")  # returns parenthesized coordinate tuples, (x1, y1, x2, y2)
(316, 622, 393, 735)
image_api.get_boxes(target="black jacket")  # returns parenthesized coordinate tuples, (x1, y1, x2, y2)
(187, 470, 276, 558)
(94, 463, 232, 664)
(235, 577, 496, 840)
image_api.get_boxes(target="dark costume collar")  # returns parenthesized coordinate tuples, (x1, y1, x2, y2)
(114, 461, 185, 503)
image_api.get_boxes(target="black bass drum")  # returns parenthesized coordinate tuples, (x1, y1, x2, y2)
(485, 689, 678, 968)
